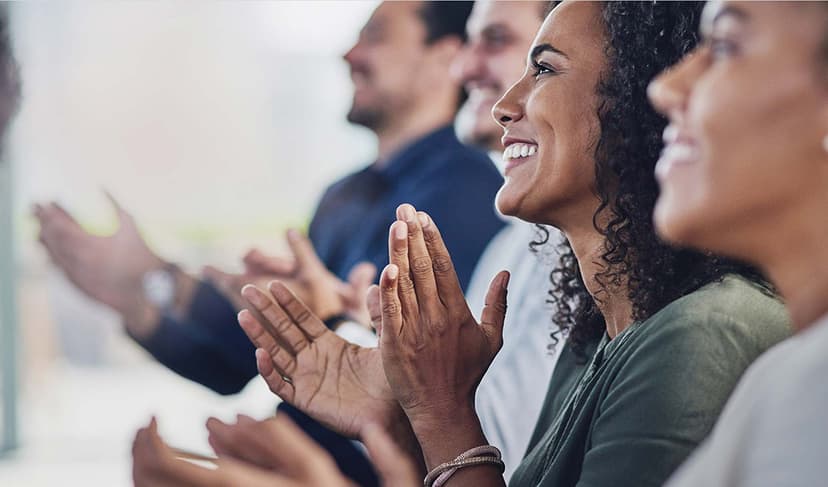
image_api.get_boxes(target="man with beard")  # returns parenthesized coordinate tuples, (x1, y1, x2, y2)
(35, 2, 503, 485)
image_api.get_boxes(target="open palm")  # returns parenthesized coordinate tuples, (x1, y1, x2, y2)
(238, 281, 402, 439)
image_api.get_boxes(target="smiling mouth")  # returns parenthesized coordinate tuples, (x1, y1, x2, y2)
(502, 142, 537, 161)
(502, 142, 538, 175)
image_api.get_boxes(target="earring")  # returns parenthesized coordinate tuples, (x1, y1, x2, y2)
(822, 135, 828, 153)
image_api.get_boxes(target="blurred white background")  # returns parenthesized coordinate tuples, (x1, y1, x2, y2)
(0, 2, 379, 485)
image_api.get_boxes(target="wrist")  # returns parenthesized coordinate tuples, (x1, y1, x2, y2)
(407, 401, 478, 438)
(406, 403, 486, 470)
(122, 299, 162, 339)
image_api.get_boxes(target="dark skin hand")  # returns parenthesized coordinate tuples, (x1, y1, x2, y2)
(236, 281, 426, 474)
(372, 203, 509, 486)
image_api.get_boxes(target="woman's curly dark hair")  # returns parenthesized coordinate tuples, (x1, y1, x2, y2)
(535, 2, 771, 358)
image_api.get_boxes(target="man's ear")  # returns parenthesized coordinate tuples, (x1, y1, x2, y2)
(427, 36, 464, 68)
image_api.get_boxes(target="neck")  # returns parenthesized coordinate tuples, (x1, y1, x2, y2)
(374, 96, 456, 165)
(564, 221, 634, 339)
(758, 199, 828, 332)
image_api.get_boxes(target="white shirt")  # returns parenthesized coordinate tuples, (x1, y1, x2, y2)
(466, 219, 563, 481)
(666, 313, 828, 487)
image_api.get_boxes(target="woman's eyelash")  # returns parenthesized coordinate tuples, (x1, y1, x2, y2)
(708, 36, 738, 59)
(532, 60, 557, 77)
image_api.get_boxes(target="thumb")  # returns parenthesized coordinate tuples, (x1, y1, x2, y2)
(285, 228, 324, 273)
(479, 270, 509, 356)
(202, 265, 236, 290)
(366, 285, 382, 338)
(348, 262, 377, 288)
(103, 189, 137, 231)
(342, 262, 377, 301)
(243, 248, 296, 276)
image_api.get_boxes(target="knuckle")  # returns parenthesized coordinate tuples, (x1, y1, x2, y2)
(397, 275, 415, 292)
(392, 246, 407, 258)
(274, 317, 293, 333)
(485, 301, 508, 314)
(381, 300, 399, 316)
(293, 309, 311, 324)
(432, 254, 454, 274)
(411, 256, 432, 275)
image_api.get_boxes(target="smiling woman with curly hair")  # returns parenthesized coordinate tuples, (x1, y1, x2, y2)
(185, 3, 793, 487)
(536, 1, 771, 358)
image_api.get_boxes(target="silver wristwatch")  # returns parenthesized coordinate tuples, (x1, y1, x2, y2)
(142, 264, 178, 310)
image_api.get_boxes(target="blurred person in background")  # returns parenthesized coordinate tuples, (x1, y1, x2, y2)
(34, 1, 504, 485)
(443, 0, 561, 479)
(647, 2, 828, 486)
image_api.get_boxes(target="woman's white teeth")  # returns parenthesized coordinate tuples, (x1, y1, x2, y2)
(503, 143, 537, 161)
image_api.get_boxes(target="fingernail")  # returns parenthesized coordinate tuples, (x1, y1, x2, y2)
(241, 285, 263, 305)
(418, 212, 430, 228)
(400, 204, 415, 222)
(394, 221, 407, 240)
(386, 264, 398, 280)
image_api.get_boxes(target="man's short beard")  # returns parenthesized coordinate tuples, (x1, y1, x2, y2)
(347, 105, 386, 132)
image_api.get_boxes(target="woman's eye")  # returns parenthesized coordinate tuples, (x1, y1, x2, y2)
(532, 61, 556, 78)
(709, 37, 738, 60)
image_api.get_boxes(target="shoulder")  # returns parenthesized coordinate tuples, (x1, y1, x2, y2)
(629, 275, 791, 364)
(604, 276, 791, 409)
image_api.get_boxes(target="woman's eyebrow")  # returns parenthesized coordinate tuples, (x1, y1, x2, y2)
(530, 43, 569, 61)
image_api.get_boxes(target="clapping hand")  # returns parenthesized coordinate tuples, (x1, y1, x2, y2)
(132, 415, 418, 487)
(205, 229, 375, 324)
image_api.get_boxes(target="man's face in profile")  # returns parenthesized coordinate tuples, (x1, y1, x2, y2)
(343, 1, 433, 132)
(454, 0, 544, 152)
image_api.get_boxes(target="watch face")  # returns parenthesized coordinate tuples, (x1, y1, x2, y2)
(142, 269, 176, 309)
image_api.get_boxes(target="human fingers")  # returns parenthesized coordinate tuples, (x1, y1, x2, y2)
(388, 220, 419, 324)
(237, 309, 298, 389)
(479, 271, 510, 357)
(378, 264, 403, 340)
(285, 229, 326, 275)
(268, 281, 328, 340)
(206, 416, 276, 470)
(417, 211, 466, 309)
(253, 347, 296, 402)
(396, 204, 441, 315)
(241, 285, 309, 355)
(366, 285, 382, 338)
(243, 248, 296, 276)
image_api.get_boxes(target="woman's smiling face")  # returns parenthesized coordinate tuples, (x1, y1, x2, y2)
(649, 1, 828, 258)
(492, 1, 607, 229)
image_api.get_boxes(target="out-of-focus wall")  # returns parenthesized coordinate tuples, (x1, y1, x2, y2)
(0, 2, 378, 485)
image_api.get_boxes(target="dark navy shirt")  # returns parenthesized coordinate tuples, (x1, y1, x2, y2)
(135, 125, 504, 395)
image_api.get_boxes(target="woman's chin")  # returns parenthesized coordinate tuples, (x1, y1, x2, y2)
(654, 201, 699, 247)
(495, 185, 544, 224)
(495, 185, 522, 218)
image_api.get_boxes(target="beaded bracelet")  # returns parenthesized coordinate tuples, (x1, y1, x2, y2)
(423, 445, 505, 487)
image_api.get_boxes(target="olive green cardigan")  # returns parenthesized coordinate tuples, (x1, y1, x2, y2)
(509, 275, 791, 487)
